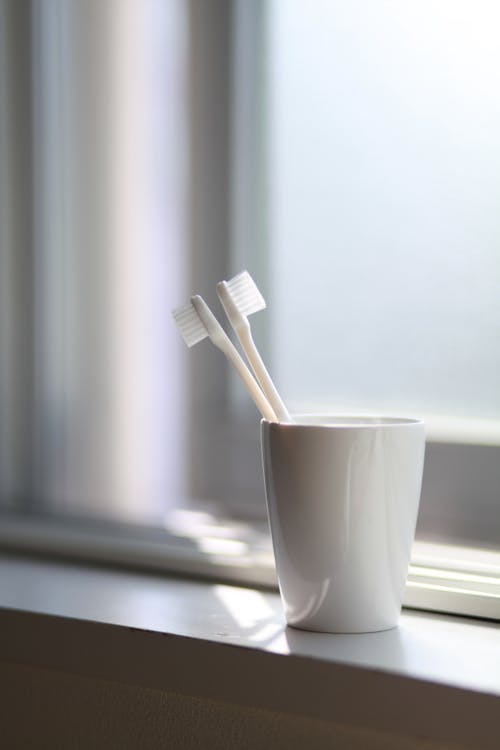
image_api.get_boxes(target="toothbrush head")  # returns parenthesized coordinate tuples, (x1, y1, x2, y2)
(171, 300, 208, 347)
(222, 270, 266, 319)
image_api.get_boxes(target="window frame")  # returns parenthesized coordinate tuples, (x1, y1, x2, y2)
(194, 0, 500, 550)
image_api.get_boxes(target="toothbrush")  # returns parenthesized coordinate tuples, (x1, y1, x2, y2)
(216, 271, 292, 423)
(172, 294, 277, 422)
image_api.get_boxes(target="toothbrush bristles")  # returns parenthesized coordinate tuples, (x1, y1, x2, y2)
(172, 302, 208, 347)
(225, 271, 266, 318)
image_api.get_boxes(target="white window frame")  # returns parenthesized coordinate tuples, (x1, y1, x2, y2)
(188, 0, 500, 619)
(199, 0, 500, 549)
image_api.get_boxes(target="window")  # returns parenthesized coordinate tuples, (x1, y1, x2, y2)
(1, 0, 499, 616)
(260, 0, 500, 554)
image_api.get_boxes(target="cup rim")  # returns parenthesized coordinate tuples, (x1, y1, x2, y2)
(261, 413, 425, 428)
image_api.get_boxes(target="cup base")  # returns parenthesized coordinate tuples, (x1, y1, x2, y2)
(286, 620, 399, 635)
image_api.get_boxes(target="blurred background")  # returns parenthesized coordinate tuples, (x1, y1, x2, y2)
(0, 0, 499, 546)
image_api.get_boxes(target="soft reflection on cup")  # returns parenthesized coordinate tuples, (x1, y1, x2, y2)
(261, 415, 425, 633)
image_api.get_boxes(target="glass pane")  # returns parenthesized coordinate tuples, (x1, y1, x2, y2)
(266, 0, 500, 422)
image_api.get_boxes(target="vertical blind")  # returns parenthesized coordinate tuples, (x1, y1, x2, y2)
(0, 0, 188, 521)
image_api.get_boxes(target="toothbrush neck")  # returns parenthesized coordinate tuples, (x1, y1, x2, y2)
(234, 316, 251, 335)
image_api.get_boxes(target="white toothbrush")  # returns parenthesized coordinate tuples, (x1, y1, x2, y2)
(172, 294, 277, 422)
(216, 271, 292, 423)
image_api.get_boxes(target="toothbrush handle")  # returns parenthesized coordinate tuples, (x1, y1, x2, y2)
(238, 326, 292, 423)
(191, 294, 277, 421)
(217, 334, 278, 422)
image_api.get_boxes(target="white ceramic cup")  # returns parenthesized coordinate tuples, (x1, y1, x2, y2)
(261, 415, 426, 633)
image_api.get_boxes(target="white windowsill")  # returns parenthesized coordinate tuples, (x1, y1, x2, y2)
(1, 512, 499, 622)
(1, 553, 500, 749)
